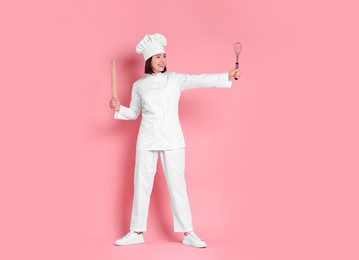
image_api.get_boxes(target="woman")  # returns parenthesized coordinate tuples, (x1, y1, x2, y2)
(109, 33, 240, 248)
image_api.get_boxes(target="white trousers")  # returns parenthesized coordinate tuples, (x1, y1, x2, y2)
(130, 148, 193, 232)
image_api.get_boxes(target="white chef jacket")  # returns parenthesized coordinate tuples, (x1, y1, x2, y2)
(114, 72, 232, 150)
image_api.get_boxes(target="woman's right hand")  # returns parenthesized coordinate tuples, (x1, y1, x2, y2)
(109, 98, 120, 111)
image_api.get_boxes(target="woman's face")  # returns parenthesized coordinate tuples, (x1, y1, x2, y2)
(151, 53, 167, 74)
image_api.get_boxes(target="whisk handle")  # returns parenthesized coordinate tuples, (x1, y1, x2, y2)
(235, 62, 239, 80)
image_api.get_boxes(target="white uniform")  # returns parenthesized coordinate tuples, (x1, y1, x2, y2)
(115, 72, 232, 150)
(114, 72, 232, 232)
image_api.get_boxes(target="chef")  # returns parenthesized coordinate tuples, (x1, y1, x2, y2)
(109, 33, 241, 248)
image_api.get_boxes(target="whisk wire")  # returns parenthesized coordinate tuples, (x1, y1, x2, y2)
(233, 42, 242, 61)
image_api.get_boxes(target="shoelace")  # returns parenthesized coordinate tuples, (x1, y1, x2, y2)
(189, 232, 203, 241)
(122, 231, 136, 239)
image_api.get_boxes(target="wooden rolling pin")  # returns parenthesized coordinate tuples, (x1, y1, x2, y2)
(111, 61, 117, 99)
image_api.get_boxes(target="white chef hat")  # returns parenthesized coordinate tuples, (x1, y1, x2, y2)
(136, 33, 167, 61)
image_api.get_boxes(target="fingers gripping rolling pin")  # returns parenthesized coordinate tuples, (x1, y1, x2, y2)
(111, 61, 117, 99)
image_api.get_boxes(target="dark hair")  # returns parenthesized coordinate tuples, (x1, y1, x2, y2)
(145, 56, 167, 74)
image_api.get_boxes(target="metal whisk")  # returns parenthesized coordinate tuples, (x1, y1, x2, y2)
(233, 42, 242, 80)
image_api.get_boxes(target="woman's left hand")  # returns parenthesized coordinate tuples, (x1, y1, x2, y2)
(228, 69, 241, 81)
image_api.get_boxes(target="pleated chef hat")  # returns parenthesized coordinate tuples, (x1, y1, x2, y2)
(136, 33, 167, 61)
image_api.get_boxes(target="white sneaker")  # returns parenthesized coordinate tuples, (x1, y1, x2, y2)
(182, 232, 207, 248)
(114, 231, 144, 246)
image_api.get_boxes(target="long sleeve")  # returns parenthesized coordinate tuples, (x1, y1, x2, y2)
(114, 83, 141, 120)
(176, 72, 232, 91)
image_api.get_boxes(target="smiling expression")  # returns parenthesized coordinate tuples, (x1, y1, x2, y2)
(151, 53, 167, 74)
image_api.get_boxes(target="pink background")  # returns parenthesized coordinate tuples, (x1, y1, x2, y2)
(1, 0, 358, 259)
